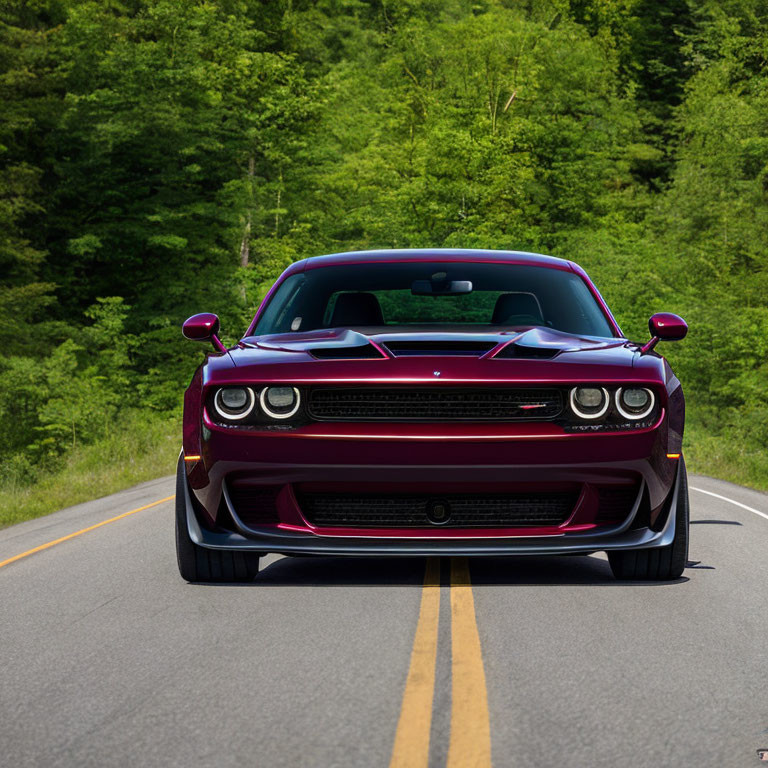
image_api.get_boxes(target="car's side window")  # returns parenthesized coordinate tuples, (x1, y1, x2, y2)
(322, 293, 341, 326)
(550, 278, 611, 337)
(253, 274, 305, 334)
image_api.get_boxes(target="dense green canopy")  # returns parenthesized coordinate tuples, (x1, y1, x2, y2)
(1, 0, 766, 497)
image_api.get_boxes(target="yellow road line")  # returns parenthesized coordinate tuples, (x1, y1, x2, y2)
(447, 557, 492, 768)
(0, 496, 175, 571)
(389, 557, 441, 768)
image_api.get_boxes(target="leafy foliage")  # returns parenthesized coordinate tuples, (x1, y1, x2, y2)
(1, 0, 767, 513)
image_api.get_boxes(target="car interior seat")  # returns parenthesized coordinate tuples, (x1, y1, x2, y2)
(492, 292, 545, 326)
(329, 292, 385, 327)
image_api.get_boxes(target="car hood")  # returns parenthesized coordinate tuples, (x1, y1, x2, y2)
(203, 327, 663, 386)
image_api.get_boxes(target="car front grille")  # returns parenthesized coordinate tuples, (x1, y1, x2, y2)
(307, 387, 563, 421)
(297, 491, 577, 528)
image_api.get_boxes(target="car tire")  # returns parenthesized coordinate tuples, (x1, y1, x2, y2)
(175, 456, 261, 583)
(608, 457, 689, 581)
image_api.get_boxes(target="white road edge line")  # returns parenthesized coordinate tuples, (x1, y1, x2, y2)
(690, 486, 768, 522)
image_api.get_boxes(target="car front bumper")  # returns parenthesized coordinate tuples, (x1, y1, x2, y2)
(183, 459, 682, 555)
(183, 415, 682, 556)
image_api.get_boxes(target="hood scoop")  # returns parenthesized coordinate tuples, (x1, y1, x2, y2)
(494, 342, 561, 360)
(491, 327, 623, 360)
(383, 340, 497, 357)
(253, 329, 387, 359)
(310, 343, 385, 360)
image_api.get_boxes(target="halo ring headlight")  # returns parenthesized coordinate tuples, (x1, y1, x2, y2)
(615, 387, 655, 420)
(570, 386, 610, 420)
(213, 387, 256, 421)
(260, 386, 301, 419)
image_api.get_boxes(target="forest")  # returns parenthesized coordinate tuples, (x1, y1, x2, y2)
(1, 0, 767, 524)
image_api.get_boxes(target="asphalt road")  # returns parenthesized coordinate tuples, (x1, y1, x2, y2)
(1, 473, 767, 768)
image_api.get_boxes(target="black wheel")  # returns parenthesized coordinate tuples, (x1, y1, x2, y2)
(175, 456, 261, 583)
(608, 457, 689, 581)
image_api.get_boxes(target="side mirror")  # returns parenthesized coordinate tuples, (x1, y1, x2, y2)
(182, 313, 227, 353)
(641, 312, 688, 354)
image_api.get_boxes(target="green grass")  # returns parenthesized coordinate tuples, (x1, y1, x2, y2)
(1, 411, 765, 531)
(683, 419, 768, 493)
(0, 413, 180, 528)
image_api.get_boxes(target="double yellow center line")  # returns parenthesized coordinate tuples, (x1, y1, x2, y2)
(390, 557, 492, 768)
(2, 502, 491, 767)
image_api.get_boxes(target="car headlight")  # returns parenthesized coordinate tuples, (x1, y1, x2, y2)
(615, 387, 655, 420)
(213, 387, 256, 420)
(570, 386, 609, 419)
(260, 386, 301, 419)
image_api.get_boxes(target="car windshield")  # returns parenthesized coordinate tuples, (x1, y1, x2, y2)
(252, 262, 615, 338)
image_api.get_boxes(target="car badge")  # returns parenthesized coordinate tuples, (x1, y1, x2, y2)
(433, 371, 441, 377)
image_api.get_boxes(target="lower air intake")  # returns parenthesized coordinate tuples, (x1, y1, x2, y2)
(596, 485, 640, 524)
(227, 484, 281, 527)
(298, 492, 577, 528)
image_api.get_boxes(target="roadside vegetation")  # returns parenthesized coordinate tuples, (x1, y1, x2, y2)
(0, 413, 178, 528)
(1, 0, 767, 526)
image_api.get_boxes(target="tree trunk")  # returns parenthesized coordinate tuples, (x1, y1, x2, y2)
(238, 154, 255, 302)
(274, 183, 281, 237)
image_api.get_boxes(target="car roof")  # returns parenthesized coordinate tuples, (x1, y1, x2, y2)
(289, 248, 573, 272)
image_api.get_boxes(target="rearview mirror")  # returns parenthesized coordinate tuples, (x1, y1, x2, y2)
(411, 279, 473, 296)
(182, 313, 227, 353)
(641, 312, 688, 354)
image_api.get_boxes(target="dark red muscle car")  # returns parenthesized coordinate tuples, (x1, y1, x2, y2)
(176, 249, 689, 582)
